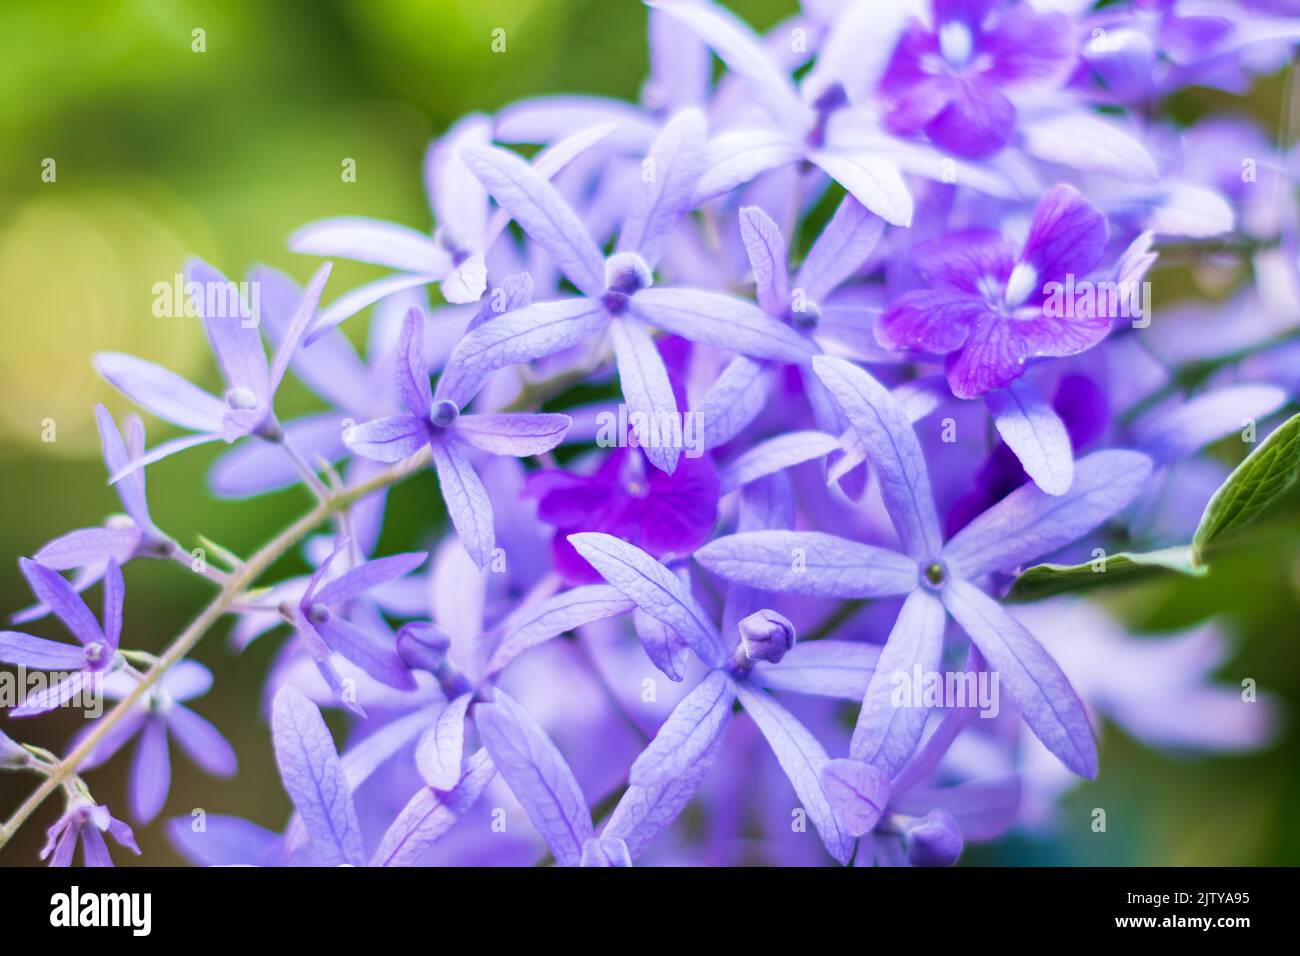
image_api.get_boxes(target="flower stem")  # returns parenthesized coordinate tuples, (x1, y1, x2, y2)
(0, 445, 432, 857)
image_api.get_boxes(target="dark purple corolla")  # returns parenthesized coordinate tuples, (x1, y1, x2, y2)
(879, 0, 1075, 158)
(526, 447, 720, 585)
(877, 185, 1110, 400)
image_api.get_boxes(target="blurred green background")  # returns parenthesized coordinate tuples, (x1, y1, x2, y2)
(1, 0, 1297, 866)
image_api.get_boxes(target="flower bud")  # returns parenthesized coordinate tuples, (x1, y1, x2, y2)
(903, 809, 964, 867)
(737, 609, 796, 664)
(224, 386, 259, 410)
(396, 622, 452, 673)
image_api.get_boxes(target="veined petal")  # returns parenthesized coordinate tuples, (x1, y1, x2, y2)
(269, 262, 332, 395)
(720, 431, 842, 494)
(752, 639, 881, 700)
(19, 558, 103, 646)
(317, 616, 417, 692)
(394, 309, 433, 418)
(795, 195, 884, 304)
(849, 588, 945, 776)
(415, 693, 473, 790)
(431, 439, 496, 570)
(650, 0, 811, 132)
(630, 670, 736, 787)
(94, 405, 151, 531)
(94, 353, 225, 433)
(809, 150, 913, 228)
(454, 413, 572, 458)
(34, 527, 138, 571)
(369, 749, 496, 867)
(618, 108, 708, 268)
(187, 258, 269, 400)
(812, 356, 943, 561)
(345, 415, 430, 464)
(306, 273, 439, 346)
(609, 318, 682, 475)
(461, 145, 606, 298)
(0, 631, 85, 670)
(986, 379, 1074, 496)
(941, 449, 1152, 579)
(698, 356, 775, 451)
(271, 685, 365, 866)
(475, 689, 594, 867)
(693, 126, 802, 204)
(695, 530, 918, 598)
(314, 552, 428, 607)
(876, 290, 984, 355)
(630, 287, 816, 363)
(738, 206, 790, 316)
(733, 681, 855, 865)
(485, 585, 635, 677)
(436, 298, 609, 409)
(568, 532, 727, 667)
(942, 579, 1096, 778)
(290, 216, 450, 274)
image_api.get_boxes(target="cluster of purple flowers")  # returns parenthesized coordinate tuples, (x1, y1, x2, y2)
(3, 0, 1297, 867)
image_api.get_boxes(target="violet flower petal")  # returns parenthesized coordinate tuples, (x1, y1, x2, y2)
(941, 449, 1153, 579)
(475, 689, 594, 866)
(986, 379, 1075, 496)
(568, 531, 727, 667)
(812, 356, 943, 560)
(609, 317, 682, 474)
(430, 438, 496, 570)
(629, 669, 736, 787)
(942, 578, 1097, 778)
(733, 681, 855, 865)
(850, 588, 946, 776)
(695, 530, 919, 599)
(271, 685, 365, 866)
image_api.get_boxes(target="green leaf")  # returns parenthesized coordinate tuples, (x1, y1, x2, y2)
(1005, 546, 1206, 603)
(1192, 412, 1300, 562)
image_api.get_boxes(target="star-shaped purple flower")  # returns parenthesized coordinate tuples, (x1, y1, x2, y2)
(878, 0, 1076, 158)
(695, 357, 1154, 780)
(0, 558, 125, 716)
(344, 309, 572, 569)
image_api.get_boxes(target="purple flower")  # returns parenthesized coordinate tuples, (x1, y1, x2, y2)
(345, 309, 571, 569)
(878, 0, 1075, 158)
(41, 800, 140, 867)
(437, 117, 816, 477)
(14, 407, 169, 624)
(822, 695, 1021, 866)
(286, 539, 428, 713)
(568, 529, 882, 864)
(94, 259, 331, 477)
(877, 185, 1110, 400)
(0, 559, 124, 716)
(292, 121, 617, 331)
(75, 661, 237, 824)
(650, 0, 915, 225)
(696, 357, 1154, 780)
(525, 447, 720, 585)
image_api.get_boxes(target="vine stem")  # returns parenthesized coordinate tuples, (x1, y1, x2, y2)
(0, 446, 431, 856)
